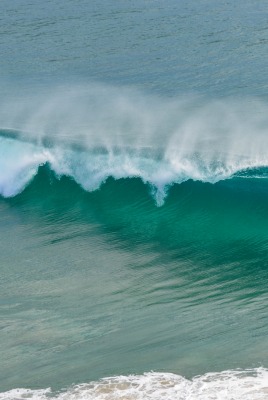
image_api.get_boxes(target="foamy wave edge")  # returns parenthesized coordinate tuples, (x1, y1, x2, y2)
(1, 369, 268, 400)
(2, 134, 268, 206)
(1, 86, 268, 205)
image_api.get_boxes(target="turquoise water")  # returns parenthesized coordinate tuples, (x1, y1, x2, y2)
(1, 1, 268, 399)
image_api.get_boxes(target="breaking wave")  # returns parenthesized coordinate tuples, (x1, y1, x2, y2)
(1, 84, 268, 205)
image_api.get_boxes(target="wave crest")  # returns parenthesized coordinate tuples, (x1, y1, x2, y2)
(1, 134, 268, 205)
(2, 85, 268, 204)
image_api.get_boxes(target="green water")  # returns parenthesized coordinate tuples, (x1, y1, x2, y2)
(1, 169, 268, 391)
(1, 0, 268, 397)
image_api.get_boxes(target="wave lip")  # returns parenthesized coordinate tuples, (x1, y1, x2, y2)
(1, 368, 268, 400)
(2, 87, 268, 204)
(1, 133, 268, 205)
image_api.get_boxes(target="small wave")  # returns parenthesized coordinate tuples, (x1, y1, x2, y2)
(1, 369, 268, 400)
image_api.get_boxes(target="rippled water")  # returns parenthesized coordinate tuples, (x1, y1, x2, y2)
(1, 0, 268, 398)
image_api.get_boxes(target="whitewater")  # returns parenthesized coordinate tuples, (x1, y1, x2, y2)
(1, 369, 268, 400)
(1, 85, 268, 205)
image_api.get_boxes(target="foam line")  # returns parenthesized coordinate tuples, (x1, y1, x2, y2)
(1, 369, 268, 400)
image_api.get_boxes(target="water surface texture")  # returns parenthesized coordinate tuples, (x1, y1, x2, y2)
(1, 1, 268, 399)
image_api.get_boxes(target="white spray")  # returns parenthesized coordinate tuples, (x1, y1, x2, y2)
(1, 83, 268, 204)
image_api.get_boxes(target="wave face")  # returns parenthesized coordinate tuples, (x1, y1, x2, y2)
(1, 369, 268, 400)
(1, 85, 268, 204)
(2, 0, 268, 394)
(2, 86, 268, 393)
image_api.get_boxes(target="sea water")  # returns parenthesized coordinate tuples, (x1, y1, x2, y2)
(1, 0, 268, 398)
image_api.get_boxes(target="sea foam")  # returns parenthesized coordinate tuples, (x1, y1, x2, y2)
(1, 369, 268, 400)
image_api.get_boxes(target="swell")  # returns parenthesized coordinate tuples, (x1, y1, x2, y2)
(4, 163, 268, 263)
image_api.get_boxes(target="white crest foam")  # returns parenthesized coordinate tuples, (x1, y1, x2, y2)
(1, 84, 268, 204)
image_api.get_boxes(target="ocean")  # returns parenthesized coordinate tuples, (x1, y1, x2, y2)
(1, 0, 268, 399)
